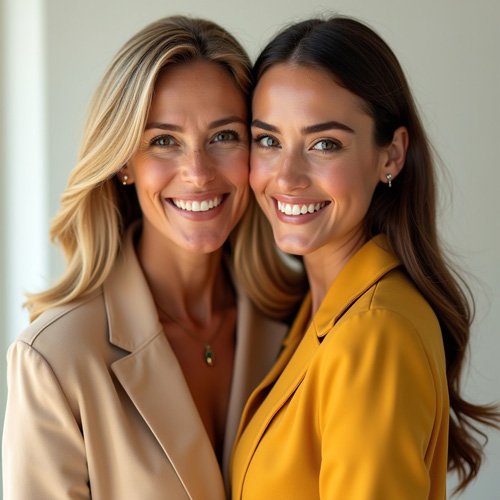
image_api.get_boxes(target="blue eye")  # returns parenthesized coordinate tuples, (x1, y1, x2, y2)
(212, 130, 239, 142)
(150, 135, 177, 147)
(311, 139, 341, 152)
(254, 135, 279, 148)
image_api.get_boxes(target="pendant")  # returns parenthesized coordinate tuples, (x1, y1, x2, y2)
(204, 345, 215, 367)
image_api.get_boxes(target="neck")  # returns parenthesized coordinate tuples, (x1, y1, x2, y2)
(304, 231, 367, 314)
(137, 224, 231, 327)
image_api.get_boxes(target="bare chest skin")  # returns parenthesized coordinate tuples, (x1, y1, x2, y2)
(161, 305, 236, 463)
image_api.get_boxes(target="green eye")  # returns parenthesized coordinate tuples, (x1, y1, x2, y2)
(151, 135, 176, 147)
(312, 139, 340, 151)
(212, 130, 238, 142)
(255, 135, 279, 148)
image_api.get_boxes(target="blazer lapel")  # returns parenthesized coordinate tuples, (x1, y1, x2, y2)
(234, 294, 310, 439)
(104, 227, 224, 500)
(232, 297, 317, 497)
(111, 335, 224, 500)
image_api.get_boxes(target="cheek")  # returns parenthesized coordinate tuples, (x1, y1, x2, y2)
(221, 149, 249, 188)
(319, 155, 379, 197)
(131, 156, 174, 187)
(236, 152, 251, 186)
(249, 156, 270, 196)
(315, 164, 354, 196)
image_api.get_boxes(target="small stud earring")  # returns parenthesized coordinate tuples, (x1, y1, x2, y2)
(122, 175, 129, 186)
(386, 173, 392, 188)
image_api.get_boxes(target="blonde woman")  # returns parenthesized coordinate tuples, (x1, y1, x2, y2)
(2, 16, 301, 500)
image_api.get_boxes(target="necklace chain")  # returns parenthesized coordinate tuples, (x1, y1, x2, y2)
(154, 300, 223, 367)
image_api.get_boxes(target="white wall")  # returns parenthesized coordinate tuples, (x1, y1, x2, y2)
(2, 0, 499, 497)
(0, 0, 7, 492)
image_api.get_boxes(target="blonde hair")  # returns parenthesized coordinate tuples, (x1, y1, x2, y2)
(26, 16, 255, 320)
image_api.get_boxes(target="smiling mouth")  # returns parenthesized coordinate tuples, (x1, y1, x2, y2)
(276, 200, 329, 216)
(171, 195, 224, 212)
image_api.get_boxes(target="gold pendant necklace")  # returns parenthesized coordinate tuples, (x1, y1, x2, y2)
(155, 301, 222, 367)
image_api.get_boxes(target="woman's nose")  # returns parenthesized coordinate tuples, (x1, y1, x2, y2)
(275, 153, 310, 192)
(181, 149, 216, 187)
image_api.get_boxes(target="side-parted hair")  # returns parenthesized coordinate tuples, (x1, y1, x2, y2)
(251, 16, 499, 493)
(26, 16, 256, 319)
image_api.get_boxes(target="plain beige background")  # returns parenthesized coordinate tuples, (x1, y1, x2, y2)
(1, 0, 499, 497)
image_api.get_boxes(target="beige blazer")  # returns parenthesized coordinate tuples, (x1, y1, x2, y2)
(2, 229, 287, 500)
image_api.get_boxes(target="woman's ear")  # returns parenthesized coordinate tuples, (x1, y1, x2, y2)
(118, 165, 135, 186)
(379, 126, 409, 185)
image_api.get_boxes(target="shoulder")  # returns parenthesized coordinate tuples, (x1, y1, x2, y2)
(323, 269, 446, 385)
(312, 272, 448, 401)
(13, 289, 110, 367)
(7, 288, 126, 414)
(342, 269, 441, 347)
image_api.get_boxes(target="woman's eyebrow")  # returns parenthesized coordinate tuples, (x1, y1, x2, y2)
(145, 116, 246, 131)
(251, 119, 278, 132)
(145, 122, 182, 131)
(302, 120, 354, 134)
(209, 116, 246, 128)
(251, 119, 354, 134)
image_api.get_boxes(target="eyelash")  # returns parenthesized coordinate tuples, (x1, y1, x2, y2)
(211, 129, 240, 143)
(149, 129, 240, 147)
(252, 134, 280, 148)
(150, 135, 176, 147)
(311, 139, 343, 152)
(252, 134, 343, 152)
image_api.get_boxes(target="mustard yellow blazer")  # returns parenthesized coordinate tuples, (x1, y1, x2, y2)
(232, 235, 449, 499)
(2, 227, 288, 500)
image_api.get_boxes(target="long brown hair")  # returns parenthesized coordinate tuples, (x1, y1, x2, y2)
(252, 16, 499, 493)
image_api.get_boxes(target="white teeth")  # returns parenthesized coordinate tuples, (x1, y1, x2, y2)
(173, 196, 223, 212)
(277, 200, 327, 216)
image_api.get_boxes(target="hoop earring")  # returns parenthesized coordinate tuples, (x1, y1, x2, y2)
(122, 175, 129, 186)
(386, 173, 392, 188)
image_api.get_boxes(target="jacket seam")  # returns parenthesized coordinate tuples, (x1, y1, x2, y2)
(26, 291, 103, 346)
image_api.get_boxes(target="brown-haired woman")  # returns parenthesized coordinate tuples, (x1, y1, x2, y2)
(231, 16, 499, 499)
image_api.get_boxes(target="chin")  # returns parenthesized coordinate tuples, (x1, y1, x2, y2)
(183, 242, 226, 255)
(274, 235, 315, 257)
(179, 234, 229, 255)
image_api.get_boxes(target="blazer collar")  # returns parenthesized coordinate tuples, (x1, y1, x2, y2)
(313, 234, 401, 338)
(104, 224, 161, 352)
